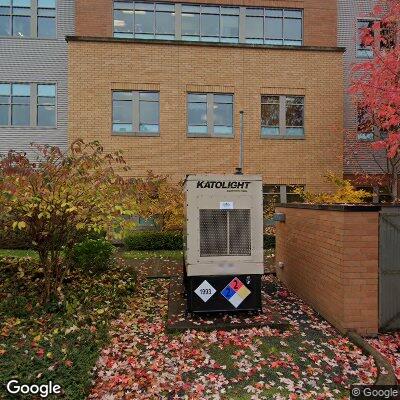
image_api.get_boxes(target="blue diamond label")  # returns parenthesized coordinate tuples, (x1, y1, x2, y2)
(194, 280, 216, 303)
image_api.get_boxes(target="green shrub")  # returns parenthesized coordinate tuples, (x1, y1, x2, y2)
(264, 234, 276, 249)
(124, 231, 183, 251)
(70, 238, 115, 274)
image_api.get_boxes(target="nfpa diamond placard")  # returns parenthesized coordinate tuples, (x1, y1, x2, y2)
(194, 280, 216, 303)
(221, 277, 251, 308)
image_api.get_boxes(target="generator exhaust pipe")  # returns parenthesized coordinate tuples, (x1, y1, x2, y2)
(235, 111, 244, 175)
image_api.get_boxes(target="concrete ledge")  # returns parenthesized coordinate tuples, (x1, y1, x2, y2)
(65, 36, 346, 53)
(348, 332, 398, 385)
(276, 203, 382, 212)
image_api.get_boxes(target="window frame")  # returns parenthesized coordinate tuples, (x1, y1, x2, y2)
(261, 94, 305, 139)
(111, 90, 160, 136)
(112, 1, 303, 47)
(0, 81, 57, 128)
(0, 0, 57, 39)
(187, 92, 234, 138)
(263, 184, 304, 204)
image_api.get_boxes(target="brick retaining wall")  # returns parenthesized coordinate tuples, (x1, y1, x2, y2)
(275, 205, 379, 336)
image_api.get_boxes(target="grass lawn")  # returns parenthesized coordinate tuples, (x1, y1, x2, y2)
(122, 249, 183, 261)
(0, 249, 38, 259)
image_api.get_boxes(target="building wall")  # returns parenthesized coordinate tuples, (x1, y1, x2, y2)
(276, 205, 379, 336)
(68, 39, 344, 191)
(75, 0, 338, 48)
(337, 0, 384, 176)
(0, 0, 74, 157)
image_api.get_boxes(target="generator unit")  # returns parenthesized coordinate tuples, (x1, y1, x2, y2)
(184, 174, 264, 313)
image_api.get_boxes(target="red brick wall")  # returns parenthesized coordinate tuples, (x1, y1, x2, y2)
(74, 0, 337, 47)
(275, 206, 379, 336)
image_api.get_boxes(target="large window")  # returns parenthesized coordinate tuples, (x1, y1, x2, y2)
(114, 1, 175, 39)
(112, 90, 160, 135)
(113, 1, 302, 46)
(187, 93, 233, 137)
(0, 82, 56, 127)
(261, 95, 304, 138)
(263, 184, 304, 204)
(246, 8, 302, 45)
(357, 20, 374, 58)
(0, 0, 56, 38)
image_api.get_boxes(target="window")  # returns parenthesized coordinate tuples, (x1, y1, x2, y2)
(0, 82, 56, 127)
(357, 104, 388, 142)
(113, 1, 301, 46)
(246, 8, 302, 45)
(187, 93, 233, 137)
(261, 95, 304, 138)
(0, 0, 56, 38)
(113, 1, 175, 39)
(112, 90, 159, 135)
(263, 184, 304, 205)
(357, 20, 374, 58)
(37, 0, 56, 38)
(37, 84, 56, 126)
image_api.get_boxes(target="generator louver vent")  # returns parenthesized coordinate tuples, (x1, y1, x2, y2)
(199, 209, 251, 257)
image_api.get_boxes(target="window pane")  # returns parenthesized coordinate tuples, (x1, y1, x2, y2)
(38, 84, 55, 97)
(12, 15, 30, 36)
(285, 10, 302, 18)
(214, 94, 232, 103)
(38, 8, 55, 16)
(286, 127, 304, 136)
(0, 83, 10, 95)
(265, 17, 282, 39)
(135, 9, 154, 34)
(113, 91, 132, 101)
(0, 15, 10, 35)
(221, 7, 239, 15)
(113, 100, 132, 124)
(182, 13, 199, 36)
(214, 102, 232, 129)
(113, 123, 133, 133)
(114, 1, 133, 10)
(286, 104, 303, 126)
(0, 104, 8, 124)
(201, 13, 219, 37)
(245, 16, 263, 39)
(0, 0, 11, 6)
(156, 3, 173, 12)
(284, 18, 302, 40)
(12, 104, 29, 125)
(261, 103, 279, 126)
(13, 0, 30, 6)
(38, 17, 55, 38)
(262, 127, 280, 136)
(139, 92, 158, 101)
(188, 101, 207, 126)
(12, 83, 30, 96)
(38, 0, 54, 7)
(246, 8, 263, 17)
(38, 96, 55, 105)
(221, 15, 238, 38)
(139, 101, 158, 125)
(286, 102, 303, 125)
(182, 5, 199, 13)
(188, 93, 206, 102)
(114, 9, 133, 33)
(37, 105, 55, 126)
(265, 9, 282, 17)
(155, 11, 174, 35)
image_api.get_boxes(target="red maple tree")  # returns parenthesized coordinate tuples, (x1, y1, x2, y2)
(348, 0, 400, 202)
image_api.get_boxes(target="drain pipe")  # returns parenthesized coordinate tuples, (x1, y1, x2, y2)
(235, 111, 244, 175)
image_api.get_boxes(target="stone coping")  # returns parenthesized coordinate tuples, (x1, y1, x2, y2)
(65, 36, 346, 53)
(276, 203, 389, 212)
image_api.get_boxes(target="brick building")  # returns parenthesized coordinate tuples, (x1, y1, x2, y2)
(67, 0, 344, 195)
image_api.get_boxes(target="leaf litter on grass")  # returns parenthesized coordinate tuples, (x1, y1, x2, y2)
(89, 274, 377, 400)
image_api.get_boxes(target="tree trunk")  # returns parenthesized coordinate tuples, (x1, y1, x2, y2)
(38, 249, 51, 304)
(393, 173, 399, 203)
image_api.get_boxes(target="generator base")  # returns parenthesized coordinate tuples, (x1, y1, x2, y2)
(186, 274, 262, 313)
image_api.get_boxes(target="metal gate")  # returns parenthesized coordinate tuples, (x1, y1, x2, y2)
(379, 210, 400, 331)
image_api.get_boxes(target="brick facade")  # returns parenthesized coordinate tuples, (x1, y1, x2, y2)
(68, 39, 344, 190)
(275, 205, 379, 336)
(75, 0, 338, 48)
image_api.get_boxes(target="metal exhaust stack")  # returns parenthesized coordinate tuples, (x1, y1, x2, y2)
(235, 111, 244, 175)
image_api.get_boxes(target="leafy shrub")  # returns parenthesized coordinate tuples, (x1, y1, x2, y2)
(124, 231, 183, 251)
(70, 238, 115, 274)
(264, 234, 276, 249)
(295, 173, 371, 204)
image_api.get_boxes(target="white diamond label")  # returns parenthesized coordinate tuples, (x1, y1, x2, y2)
(194, 280, 216, 303)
